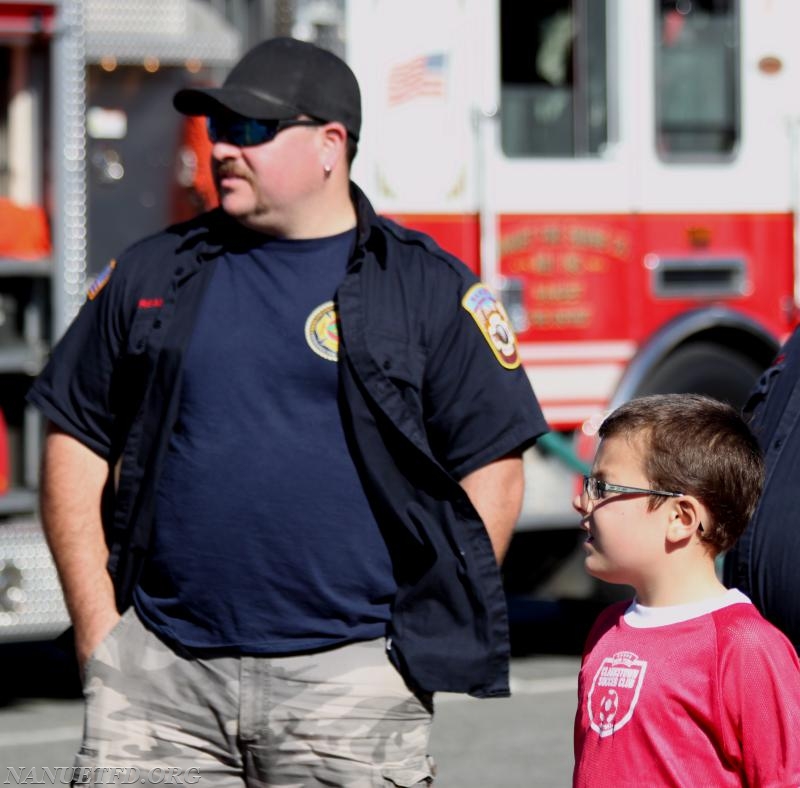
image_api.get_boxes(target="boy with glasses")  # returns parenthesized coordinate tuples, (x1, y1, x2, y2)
(573, 393, 800, 786)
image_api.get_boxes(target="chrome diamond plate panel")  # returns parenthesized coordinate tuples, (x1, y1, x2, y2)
(0, 519, 69, 643)
(84, 0, 239, 65)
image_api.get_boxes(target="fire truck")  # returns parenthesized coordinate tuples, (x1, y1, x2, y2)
(0, 0, 238, 641)
(1, 0, 797, 640)
(345, 0, 799, 584)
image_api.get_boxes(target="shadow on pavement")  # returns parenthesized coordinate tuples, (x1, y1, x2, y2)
(507, 595, 610, 657)
(502, 529, 635, 657)
(0, 637, 81, 705)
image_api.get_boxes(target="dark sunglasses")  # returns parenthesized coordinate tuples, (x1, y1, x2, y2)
(206, 115, 323, 147)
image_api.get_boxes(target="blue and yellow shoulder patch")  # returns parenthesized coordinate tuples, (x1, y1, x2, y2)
(87, 259, 116, 301)
(461, 283, 520, 369)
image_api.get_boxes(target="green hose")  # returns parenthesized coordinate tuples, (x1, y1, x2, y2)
(536, 431, 592, 475)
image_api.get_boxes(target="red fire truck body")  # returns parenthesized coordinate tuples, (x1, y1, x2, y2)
(2, 0, 798, 637)
(346, 0, 798, 530)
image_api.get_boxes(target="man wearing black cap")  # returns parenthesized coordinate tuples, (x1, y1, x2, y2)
(29, 38, 547, 786)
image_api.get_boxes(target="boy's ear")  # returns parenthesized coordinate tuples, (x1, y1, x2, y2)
(665, 495, 705, 544)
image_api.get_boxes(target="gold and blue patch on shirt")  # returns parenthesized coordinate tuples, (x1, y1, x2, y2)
(87, 259, 116, 301)
(461, 283, 520, 369)
(305, 301, 339, 362)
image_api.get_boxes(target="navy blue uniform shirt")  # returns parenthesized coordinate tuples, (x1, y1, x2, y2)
(136, 229, 398, 652)
(726, 325, 800, 652)
(28, 184, 548, 697)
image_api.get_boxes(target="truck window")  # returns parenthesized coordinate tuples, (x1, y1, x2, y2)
(499, 0, 608, 158)
(655, 0, 739, 159)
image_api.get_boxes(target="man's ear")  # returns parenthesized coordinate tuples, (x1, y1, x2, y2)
(665, 495, 705, 544)
(319, 122, 348, 172)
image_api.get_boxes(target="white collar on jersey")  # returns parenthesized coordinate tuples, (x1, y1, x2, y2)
(623, 588, 751, 629)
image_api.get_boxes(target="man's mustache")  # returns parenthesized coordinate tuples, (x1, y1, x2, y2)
(214, 161, 253, 183)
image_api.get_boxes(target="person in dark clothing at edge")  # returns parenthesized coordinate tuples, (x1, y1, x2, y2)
(725, 324, 800, 654)
(28, 37, 548, 787)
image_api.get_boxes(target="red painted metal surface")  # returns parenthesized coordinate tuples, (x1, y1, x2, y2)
(388, 210, 795, 428)
(390, 211, 793, 341)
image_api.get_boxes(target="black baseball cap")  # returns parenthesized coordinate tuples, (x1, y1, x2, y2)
(173, 37, 361, 141)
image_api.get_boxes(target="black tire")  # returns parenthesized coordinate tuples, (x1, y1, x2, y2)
(635, 341, 764, 411)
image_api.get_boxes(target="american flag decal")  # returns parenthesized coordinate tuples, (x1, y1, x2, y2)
(388, 53, 447, 106)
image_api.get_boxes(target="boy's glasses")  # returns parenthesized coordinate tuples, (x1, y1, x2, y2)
(206, 115, 323, 147)
(582, 475, 684, 501)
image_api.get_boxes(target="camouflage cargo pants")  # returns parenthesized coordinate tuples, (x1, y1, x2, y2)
(74, 608, 435, 787)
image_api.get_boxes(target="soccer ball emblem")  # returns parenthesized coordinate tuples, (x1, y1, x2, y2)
(597, 689, 619, 726)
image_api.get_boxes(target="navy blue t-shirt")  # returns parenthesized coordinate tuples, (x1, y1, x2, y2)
(134, 228, 397, 652)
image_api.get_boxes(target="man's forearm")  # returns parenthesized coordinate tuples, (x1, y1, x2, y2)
(459, 453, 525, 563)
(40, 424, 119, 668)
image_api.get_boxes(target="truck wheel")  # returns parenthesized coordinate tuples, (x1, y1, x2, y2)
(635, 341, 764, 410)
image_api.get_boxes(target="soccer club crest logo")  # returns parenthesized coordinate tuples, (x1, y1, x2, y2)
(305, 301, 339, 362)
(587, 651, 648, 737)
(461, 283, 520, 369)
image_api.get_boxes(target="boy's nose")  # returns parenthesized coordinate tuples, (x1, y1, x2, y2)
(573, 493, 589, 518)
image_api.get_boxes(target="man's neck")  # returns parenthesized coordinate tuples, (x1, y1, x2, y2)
(238, 186, 357, 240)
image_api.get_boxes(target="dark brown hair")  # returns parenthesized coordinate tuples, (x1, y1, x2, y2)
(598, 393, 764, 554)
(346, 135, 358, 166)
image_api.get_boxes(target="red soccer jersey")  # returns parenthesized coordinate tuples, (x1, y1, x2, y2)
(574, 590, 800, 787)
